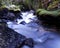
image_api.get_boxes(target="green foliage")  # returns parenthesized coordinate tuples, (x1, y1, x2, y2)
(47, 1, 59, 10)
(1, 0, 13, 6)
(36, 9, 60, 17)
(0, 0, 20, 11)
(0, 0, 60, 11)
(0, 5, 20, 11)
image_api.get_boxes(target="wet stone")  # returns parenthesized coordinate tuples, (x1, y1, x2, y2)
(0, 22, 34, 48)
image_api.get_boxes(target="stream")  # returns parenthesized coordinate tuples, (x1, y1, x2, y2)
(7, 10, 60, 48)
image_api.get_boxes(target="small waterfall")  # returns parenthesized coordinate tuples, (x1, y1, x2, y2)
(17, 10, 37, 24)
(7, 10, 57, 46)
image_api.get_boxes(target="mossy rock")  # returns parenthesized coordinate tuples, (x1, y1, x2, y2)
(0, 5, 20, 11)
(36, 9, 60, 29)
(36, 9, 60, 17)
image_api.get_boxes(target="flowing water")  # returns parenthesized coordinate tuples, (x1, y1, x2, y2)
(7, 10, 60, 48)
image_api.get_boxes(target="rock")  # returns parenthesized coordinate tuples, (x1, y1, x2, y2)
(6, 12, 15, 21)
(0, 8, 9, 18)
(36, 9, 60, 32)
(0, 21, 34, 48)
(0, 6, 22, 22)
(20, 21, 26, 25)
(18, 38, 34, 48)
(9, 10, 22, 21)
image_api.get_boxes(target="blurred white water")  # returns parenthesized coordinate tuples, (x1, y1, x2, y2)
(7, 10, 60, 48)
(7, 10, 53, 43)
(17, 10, 37, 24)
(7, 10, 48, 43)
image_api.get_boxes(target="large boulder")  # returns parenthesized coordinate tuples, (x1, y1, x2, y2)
(36, 9, 60, 30)
(0, 21, 34, 48)
(0, 5, 22, 21)
(0, 8, 9, 17)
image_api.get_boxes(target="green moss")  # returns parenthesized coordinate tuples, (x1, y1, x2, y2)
(36, 9, 46, 13)
(47, 1, 58, 10)
(36, 9, 60, 17)
(0, 0, 21, 11)
(0, 5, 20, 11)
